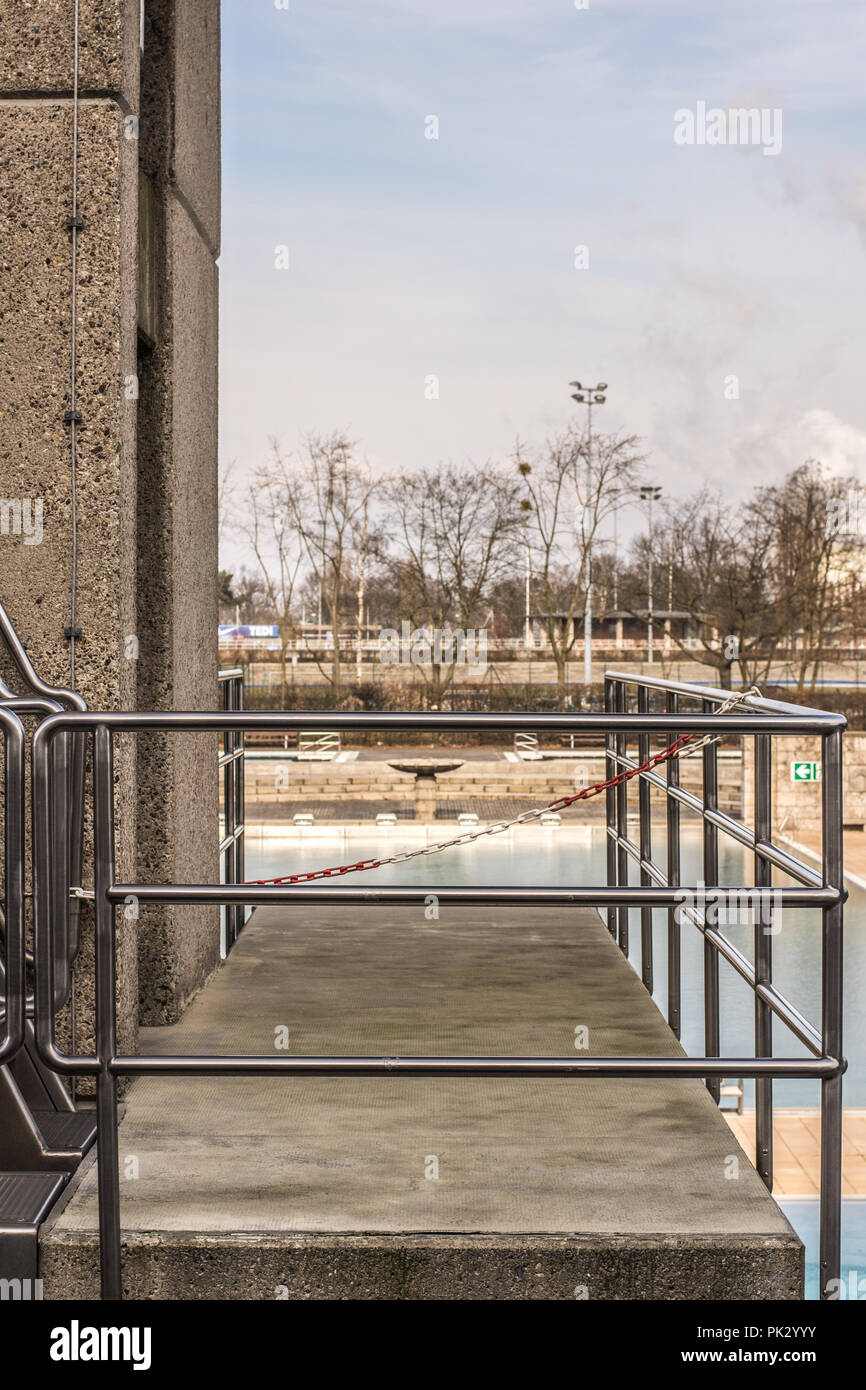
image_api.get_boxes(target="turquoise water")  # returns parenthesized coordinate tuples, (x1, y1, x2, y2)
(780, 1200, 866, 1300)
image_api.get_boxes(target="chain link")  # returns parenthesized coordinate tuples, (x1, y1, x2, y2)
(245, 688, 759, 885)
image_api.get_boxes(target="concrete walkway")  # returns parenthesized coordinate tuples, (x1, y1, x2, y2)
(42, 905, 801, 1300)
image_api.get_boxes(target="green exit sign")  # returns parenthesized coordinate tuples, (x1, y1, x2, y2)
(791, 761, 822, 783)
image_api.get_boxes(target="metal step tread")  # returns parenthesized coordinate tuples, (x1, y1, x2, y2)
(33, 1110, 97, 1154)
(0, 1172, 66, 1228)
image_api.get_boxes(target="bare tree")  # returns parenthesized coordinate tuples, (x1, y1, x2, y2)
(279, 432, 378, 703)
(759, 462, 861, 692)
(383, 462, 520, 704)
(515, 427, 645, 707)
(234, 449, 307, 705)
(622, 491, 779, 688)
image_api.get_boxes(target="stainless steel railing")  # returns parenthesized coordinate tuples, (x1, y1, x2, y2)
(218, 669, 245, 951)
(28, 692, 845, 1301)
(0, 597, 86, 1012)
(0, 707, 26, 1061)
(603, 670, 845, 1300)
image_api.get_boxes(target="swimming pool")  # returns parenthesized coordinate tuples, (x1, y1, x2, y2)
(780, 1200, 866, 1300)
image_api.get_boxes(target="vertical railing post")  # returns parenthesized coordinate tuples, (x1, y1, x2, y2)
(235, 674, 246, 931)
(666, 691, 681, 1038)
(227, 678, 238, 948)
(604, 676, 617, 937)
(93, 724, 122, 1300)
(615, 679, 629, 956)
(819, 727, 843, 1299)
(702, 697, 720, 1102)
(637, 684, 653, 993)
(50, 734, 71, 1006)
(221, 676, 238, 950)
(754, 732, 774, 1189)
(0, 710, 24, 1061)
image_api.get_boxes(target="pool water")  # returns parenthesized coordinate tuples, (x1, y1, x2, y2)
(780, 1200, 866, 1300)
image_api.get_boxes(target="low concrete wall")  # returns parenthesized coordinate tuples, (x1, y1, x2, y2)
(743, 731, 862, 835)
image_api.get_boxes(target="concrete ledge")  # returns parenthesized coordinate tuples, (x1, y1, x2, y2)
(41, 1229, 801, 1301)
(41, 905, 802, 1301)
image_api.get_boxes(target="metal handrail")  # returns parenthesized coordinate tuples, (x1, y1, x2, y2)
(218, 669, 245, 951)
(0, 707, 25, 1061)
(603, 669, 844, 1305)
(28, 688, 845, 1301)
(0, 599, 87, 1012)
(297, 729, 341, 759)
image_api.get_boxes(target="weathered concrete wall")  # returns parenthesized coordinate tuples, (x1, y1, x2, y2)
(0, 0, 142, 1058)
(742, 732, 856, 834)
(135, 0, 220, 1023)
(0, 0, 220, 1037)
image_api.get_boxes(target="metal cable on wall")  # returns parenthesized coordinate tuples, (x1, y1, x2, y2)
(67, 0, 82, 1093)
(64, 0, 82, 690)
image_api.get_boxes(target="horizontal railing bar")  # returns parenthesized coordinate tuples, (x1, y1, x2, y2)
(605, 670, 839, 720)
(756, 983, 824, 1057)
(107, 882, 842, 907)
(105, 1054, 841, 1078)
(604, 830, 825, 1053)
(217, 748, 245, 767)
(608, 754, 824, 889)
(755, 838, 826, 888)
(218, 825, 245, 854)
(692, 913, 822, 1056)
(35, 710, 843, 735)
(217, 669, 244, 681)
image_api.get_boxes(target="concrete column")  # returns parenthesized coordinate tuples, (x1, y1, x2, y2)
(0, 0, 220, 1038)
(0, 0, 143, 1058)
(136, 0, 220, 1023)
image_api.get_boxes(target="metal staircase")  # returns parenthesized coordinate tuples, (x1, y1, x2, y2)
(0, 600, 95, 1285)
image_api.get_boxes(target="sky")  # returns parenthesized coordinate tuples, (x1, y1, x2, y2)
(219, 0, 866, 570)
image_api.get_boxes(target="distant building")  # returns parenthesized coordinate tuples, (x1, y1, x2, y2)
(529, 609, 697, 649)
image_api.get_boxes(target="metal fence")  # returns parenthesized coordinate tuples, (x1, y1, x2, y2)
(28, 688, 846, 1301)
(218, 669, 245, 951)
(0, 707, 25, 1063)
(604, 670, 845, 1298)
(0, 598, 86, 1012)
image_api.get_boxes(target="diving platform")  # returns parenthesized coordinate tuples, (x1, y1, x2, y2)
(41, 904, 801, 1300)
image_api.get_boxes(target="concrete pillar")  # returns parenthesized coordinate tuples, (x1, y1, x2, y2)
(0, 0, 142, 1060)
(0, 0, 220, 1040)
(134, 0, 220, 1024)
